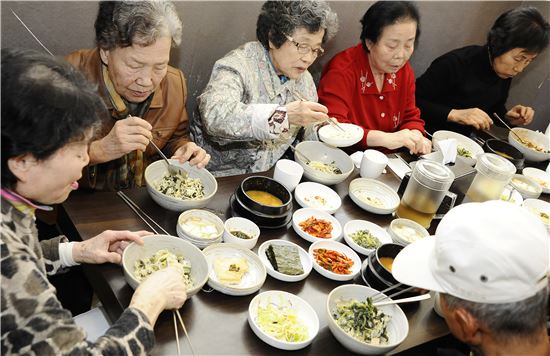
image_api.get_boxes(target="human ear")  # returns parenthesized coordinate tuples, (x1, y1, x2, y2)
(99, 48, 110, 66)
(364, 39, 374, 52)
(454, 308, 483, 346)
(7, 154, 37, 183)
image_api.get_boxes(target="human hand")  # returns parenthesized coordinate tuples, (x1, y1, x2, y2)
(286, 101, 329, 126)
(73, 230, 151, 264)
(410, 130, 432, 155)
(448, 108, 493, 130)
(130, 267, 188, 324)
(90, 116, 153, 163)
(506, 105, 534, 126)
(172, 142, 210, 169)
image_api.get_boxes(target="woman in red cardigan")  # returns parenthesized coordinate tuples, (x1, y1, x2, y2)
(318, 1, 431, 154)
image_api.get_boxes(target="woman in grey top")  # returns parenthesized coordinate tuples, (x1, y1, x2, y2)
(191, 0, 338, 176)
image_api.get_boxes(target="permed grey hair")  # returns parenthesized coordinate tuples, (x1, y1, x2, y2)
(443, 287, 548, 344)
(256, 0, 339, 49)
(95, 0, 182, 50)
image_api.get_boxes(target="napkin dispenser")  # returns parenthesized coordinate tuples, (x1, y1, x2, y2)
(396, 151, 476, 209)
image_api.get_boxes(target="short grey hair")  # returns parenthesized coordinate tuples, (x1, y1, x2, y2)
(443, 287, 548, 344)
(256, 0, 339, 49)
(95, 0, 182, 50)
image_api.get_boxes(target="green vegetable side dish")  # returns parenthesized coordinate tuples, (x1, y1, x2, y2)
(350, 229, 381, 249)
(155, 172, 205, 200)
(333, 298, 391, 345)
(133, 249, 194, 289)
(456, 147, 472, 158)
(256, 296, 309, 343)
(230, 230, 253, 239)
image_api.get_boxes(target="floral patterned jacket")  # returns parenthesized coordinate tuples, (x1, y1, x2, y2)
(1, 197, 155, 355)
(191, 41, 318, 177)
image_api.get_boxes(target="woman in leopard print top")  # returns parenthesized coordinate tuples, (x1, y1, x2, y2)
(1, 48, 187, 355)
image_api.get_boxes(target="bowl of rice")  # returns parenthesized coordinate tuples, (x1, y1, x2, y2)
(145, 159, 217, 211)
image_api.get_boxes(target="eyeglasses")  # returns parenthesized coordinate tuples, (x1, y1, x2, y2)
(285, 35, 325, 58)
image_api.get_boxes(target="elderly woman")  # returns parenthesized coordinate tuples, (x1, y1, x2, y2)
(416, 7, 550, 136)
(318, 1, 431, 155)
(1, 49, 187, 354)
(191, 0, 338, 177)
(65, 0, 209, 190)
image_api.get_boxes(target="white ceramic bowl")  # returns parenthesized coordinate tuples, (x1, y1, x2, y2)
(294, 141, 354, 185)
(248, 290, 319, 350)
(522, 167, 550, 194)
(318, 122, 364, 147)
(326, 284, 409, 355)
(294, 182, 342, 214)
(348, 178, 400, 215)
(292, 208, 343, 243)
(223, 217, 260, 249)
(510, 174, 542, 199)
(522, 199, 550, 232)
(499, 185, 524, 205)
(508, 128, 550, 162)
(257, 240, 313, 282)
(388, 218, 430, 246)
(176, 209, 224, 249)
(202, 243, 266, 296)
(122, 235, 209, 298)
(309, 240, 361, 281)
(344, 220, 393, 256)
(145, 159, 218, 211)
(433, 130, 483, 164)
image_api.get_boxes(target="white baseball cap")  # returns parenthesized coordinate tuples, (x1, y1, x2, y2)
(393, 200, 549, 304)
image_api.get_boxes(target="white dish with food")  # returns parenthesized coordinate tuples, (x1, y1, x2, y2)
(294, 182, 342, 214)
(176, 209, 224, 248)
(522, 199, 550, 232)
(248, 290, 319, 350)
(510, 174, 542, 199)
(388, 218, 430, 246)
(308, 240, 361, 281)
(326, 284, 409, 355)
(145, 159, 217, 211)
(258, 240, 312, 282)
(223, 217, 260, 249)
(292, 208, 342, 243)
(294, 141, 354, 185)
(432, 130, 483, 164)
(508, 128, 550, 162)
(348, 178, 400, 215)
(202, 243, 266, 296)
(122, 235, 209, 298)
(522, 167, 550, 194)
(343, 220, 392, 256)
(318, 122, 364, 147)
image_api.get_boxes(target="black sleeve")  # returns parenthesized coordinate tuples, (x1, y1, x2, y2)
(416, 53, 461, 132)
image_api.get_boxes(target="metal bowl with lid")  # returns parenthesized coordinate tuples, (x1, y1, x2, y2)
(236, 176, 292, 216)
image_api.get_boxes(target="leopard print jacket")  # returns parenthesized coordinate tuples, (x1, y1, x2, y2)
(1, 197, 155, 355)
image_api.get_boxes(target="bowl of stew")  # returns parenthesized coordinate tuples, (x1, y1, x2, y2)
(236, 176, 293, 217)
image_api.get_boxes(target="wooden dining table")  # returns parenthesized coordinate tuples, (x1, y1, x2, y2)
(60, 165, 451, 355)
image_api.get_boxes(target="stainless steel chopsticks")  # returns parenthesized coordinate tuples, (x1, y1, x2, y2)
(175, 309, 196, 356)
(291, 89, 346, 132)
(116, 191, 169, 235)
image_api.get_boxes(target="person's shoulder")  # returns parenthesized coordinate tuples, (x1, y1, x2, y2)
(441, 45, 483, 64)
(217, 42, 261, 66)
(325, 43, 364, 73)
(64, 48, 98, 67)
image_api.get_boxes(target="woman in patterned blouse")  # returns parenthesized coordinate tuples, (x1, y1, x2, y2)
(1, 49, 187, 355)
(191, 0, 339, 177)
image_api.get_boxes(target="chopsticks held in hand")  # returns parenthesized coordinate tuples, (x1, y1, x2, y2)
(173, 309, 196, 356)
(291, 89, 345, 132)
(492, 112, 528, 145)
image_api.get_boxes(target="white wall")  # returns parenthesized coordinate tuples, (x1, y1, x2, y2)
(2, 1, 548, 130)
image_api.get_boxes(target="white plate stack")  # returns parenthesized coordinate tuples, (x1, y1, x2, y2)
(176, 210, 224, 249)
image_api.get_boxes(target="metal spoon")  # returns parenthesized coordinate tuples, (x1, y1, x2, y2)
(288, 144, 313, 164)
(149, 140, 183, 176)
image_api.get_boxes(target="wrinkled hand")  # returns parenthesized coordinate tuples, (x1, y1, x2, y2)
(506, 105, 534, 126)
(172, 142, 210, 169)
(73, 230, 151, 264)
(448, 108, 493, 130)
(90, 116, 153, 163)
(286, 100, 329, 126)
(388, 129, 432, 155)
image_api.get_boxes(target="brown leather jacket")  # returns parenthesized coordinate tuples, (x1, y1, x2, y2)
(65, 48, 190, 190)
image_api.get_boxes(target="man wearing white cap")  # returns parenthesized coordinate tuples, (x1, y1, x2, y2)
(393, 200, 549, 356)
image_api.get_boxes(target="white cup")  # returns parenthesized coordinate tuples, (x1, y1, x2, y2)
(273, 159, 304, 192)
(360, 149, 388, 179)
